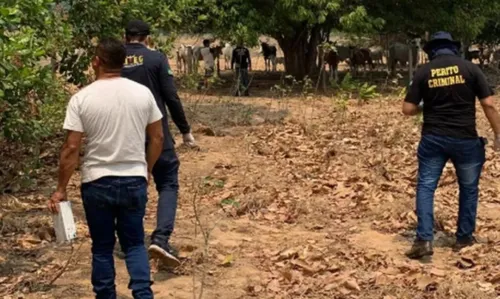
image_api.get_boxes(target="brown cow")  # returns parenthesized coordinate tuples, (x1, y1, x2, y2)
(323, 49, 340, 81)
(351, 48, 374, 74)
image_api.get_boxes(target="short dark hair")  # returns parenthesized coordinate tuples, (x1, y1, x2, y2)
(203, 39, 210, 46)
(126, 34, 147, 43)
(96, 37, 126, 71)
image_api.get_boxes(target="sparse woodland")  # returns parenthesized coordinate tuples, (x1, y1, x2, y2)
(2, 1, 500, 298)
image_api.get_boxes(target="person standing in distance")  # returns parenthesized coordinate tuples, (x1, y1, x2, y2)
(121, 20, 195, 267)
(231, 40, 252, 96)
(48, 37, 164, 298)
(200, 39, 215, 89)
(403, 32, 500, 260)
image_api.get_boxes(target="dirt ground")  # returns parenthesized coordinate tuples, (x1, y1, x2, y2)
(2, 38, 500, 299)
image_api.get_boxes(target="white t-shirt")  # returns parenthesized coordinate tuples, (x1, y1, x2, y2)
(63, 77, 163, 183)
(200, 47, 215, 69)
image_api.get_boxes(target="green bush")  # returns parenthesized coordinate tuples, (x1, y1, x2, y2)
(0, 1, 71, 143)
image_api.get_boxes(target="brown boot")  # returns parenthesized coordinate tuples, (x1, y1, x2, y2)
(406, 240, 433, 260)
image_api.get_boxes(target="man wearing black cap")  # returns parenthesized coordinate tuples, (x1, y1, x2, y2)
(122, 20, 195, 267)
(403, 31, 500, 260)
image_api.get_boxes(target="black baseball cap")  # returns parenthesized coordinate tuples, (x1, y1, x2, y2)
(125, 20, 150, 36)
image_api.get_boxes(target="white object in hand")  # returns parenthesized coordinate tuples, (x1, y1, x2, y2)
(53, 201, 77, 243)
(183, 133, 196, 147)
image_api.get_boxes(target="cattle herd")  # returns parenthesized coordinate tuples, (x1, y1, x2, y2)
(174, 37, 500, 80)
(175, 40, 282, 75)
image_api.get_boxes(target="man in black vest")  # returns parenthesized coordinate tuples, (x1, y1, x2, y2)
(403, 32, 500, 259)
(121, 20, 195, 267)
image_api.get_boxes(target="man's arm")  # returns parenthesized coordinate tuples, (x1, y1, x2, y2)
(146, 120, 164, 174)
(402, 71, 424, 116)
(474, 64, 500, 148)
(49, 131, 82, 213)
(402, 102, 420, 116)
(480, 97, 500, 136)
(146, 93, 164, 174)
(57, 131, 83, 192)
(158, 56, 191, 134)
(247, 49, 252, 71)
(49, 96, 84, 213)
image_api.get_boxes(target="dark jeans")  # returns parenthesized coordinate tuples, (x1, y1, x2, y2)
(235, 68, 249, 96)
(416, 134, 485, 241)
(151, 149, 180, 246)
(82, 176, 153, 299)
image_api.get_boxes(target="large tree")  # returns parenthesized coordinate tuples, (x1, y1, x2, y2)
(194, 0, 383, 79)
(192, 0, 500, 79)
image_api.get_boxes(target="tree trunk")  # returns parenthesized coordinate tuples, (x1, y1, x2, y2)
(279, 37, 307, 80)
(306, 25, 321, 76)
(275, 26, 321, 81)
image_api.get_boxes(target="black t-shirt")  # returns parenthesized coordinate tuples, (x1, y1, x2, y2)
(405, 54, 493, 138)
(231, 47, 251, 69)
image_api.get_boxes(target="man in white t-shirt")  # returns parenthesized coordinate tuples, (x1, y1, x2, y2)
(200, 39, 215, 88)
(48, 38, 164, 299)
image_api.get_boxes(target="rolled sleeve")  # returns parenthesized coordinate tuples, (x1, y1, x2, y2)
(63, 96, 84, 132)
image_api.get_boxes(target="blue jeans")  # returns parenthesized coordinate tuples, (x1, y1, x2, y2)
(82, 176, 153, 299)
(416, 135, 485, 241)
(151, 150, 179, 246)
(235, 68, 249, 96)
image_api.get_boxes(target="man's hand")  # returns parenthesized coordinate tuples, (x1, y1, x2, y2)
(183, 132, 197, 147)
(48, 191, 66, 214)
(494, 135, 500, 151)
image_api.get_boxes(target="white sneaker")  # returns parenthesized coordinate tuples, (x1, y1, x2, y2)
(148, 244, 181, 268)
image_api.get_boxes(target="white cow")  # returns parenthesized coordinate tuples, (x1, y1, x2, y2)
(222, 43, 234, 70)
(191, 45, 203, 71)
(490, 47, 500, 68)
(177, 44, 194, 74)
(369, 46, 384, 66)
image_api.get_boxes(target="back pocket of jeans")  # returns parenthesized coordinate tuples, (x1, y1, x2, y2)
(125, 182, 148, 210)
(81, 183, 114, 208)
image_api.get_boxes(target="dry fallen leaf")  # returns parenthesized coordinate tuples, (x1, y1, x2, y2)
(430, 268, 446, 277)
(489, 272, 500, 283)
(290, 260, 318, 276)
(279, 248, 298, 260)
(220, 254, 234, 267)
(456, 257, 475, 270)
(478, 282, 493, 291)
(375, 274, 392, 286)
(343, 279, 361, 291)
(338, 286, 351, 295)
(267, 279, 281, 293)
(281, 270, 293, 282)
(324, 283, 336, 291)
(417, 276, 437, 291)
